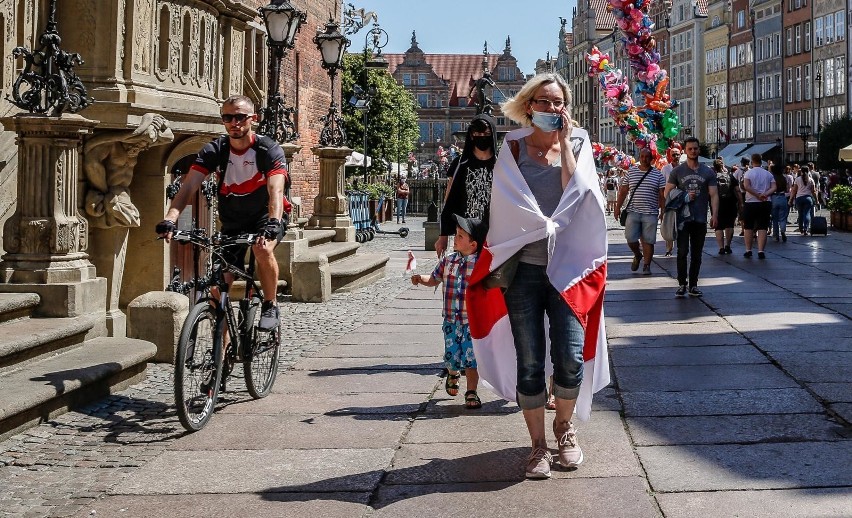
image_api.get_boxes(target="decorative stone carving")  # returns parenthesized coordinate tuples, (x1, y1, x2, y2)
(134, 0, 154, 73)
(0, 113, 99, 284)
(309, 146, 355, 242)
(83, 113, 175, 229)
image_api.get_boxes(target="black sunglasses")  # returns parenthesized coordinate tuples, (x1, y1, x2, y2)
(221, 113, 250, 123)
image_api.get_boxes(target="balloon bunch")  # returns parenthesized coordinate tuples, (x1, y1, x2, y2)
(592, 142, 636, 169)
(585, 0, 681, 156)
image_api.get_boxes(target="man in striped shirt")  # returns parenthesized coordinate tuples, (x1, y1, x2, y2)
(615, 147, 666, 275)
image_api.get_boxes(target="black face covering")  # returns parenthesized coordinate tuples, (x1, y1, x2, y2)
(472, 135, 492, 152)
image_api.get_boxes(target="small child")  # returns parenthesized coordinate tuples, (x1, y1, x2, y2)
(411, 214, 487, 410)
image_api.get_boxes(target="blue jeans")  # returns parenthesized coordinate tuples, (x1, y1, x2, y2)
(503, 262, 584, 410)
(795, 195, 813, 233)
(395, 198, 408, 222)
(770, 195, 789, 237)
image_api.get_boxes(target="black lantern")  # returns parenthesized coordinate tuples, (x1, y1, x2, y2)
(8, 0, 92, 115)
(260, 0, 306, 49)
(257, 0, 306, 143)
(798, 124, 812, 161)
(314, 19, 350, 147)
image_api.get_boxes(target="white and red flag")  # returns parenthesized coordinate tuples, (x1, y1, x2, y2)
(467, 127, 610, 421)
(405, 250, 417, 273)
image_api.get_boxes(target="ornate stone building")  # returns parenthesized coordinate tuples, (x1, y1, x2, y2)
(384, 34, 526, 167)
(0, 0, 339, 314)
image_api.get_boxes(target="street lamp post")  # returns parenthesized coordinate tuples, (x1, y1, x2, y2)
(314, 19, 350, 147)
(356, 23, 389, 183)
(798, 124, 812, 163)
(257, 0, 306, 143)
(815, 67, 822, 164)
(707, 87, 720, 157)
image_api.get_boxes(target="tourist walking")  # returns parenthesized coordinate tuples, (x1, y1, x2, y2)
(664, 137, 719, 297)
(741, 154, 776, 259)
(790, 166, 816, 235)
(659, 145, 682, 256)
(395, 177, 409, 224)
(411, 215, 487, 410)
(614, 147, 665, 274)
(435, 114, 497, 256)
(712, 158, 742, 255)
(770, 165, 790, 242)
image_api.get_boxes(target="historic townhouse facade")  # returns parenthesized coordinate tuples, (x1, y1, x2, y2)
(668, 0, 708, 140)
(753, 0, 784, 160)
(385, 36, 526, 166)
(783, 0, 816, 163)
(811, 0, 847, 139)
(728, 0, 755, 146)
(703, 0, 730, 156)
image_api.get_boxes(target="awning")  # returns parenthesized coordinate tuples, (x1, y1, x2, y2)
(839, 144, 852, 161)
(345, 151, 372, 168)
(718, 143, 749, 160)
(742, 143, 778, 157)
(698, 156, 714, 163)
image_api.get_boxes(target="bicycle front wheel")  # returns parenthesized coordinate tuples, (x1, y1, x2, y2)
(243, 297, 281, 398)
(174, 302, 223, 432)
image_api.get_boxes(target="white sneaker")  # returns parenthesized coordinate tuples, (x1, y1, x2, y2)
(554, 421, 584, 468)
(525, 447, 552, 479)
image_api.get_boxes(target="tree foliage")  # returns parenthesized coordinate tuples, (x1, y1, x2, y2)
(341, 53, 420, 177)
(816, 113, 852, 170)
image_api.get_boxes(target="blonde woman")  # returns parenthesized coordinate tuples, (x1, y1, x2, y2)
(481, 73, 608, 479)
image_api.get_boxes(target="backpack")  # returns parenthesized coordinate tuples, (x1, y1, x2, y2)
(215, 135, 292, 213)
(717, 172, 733, 199)
(606, 177, 617, 190)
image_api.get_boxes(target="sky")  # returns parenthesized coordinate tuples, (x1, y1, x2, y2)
(350, 0, 579, 74)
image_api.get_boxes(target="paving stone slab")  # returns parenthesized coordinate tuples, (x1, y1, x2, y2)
(767, 351, 852, 383)
(348, 323, 440, 334)
(638, 441, 852, 491)
(615, 364, 798, 392)
(822, 303, 852, 318)
(807, 383, 852, 403)
(608, 332, 750, 348)
(627, 414, 845, 446)
(603, 288, 685, 302)
(621, 387, 823, 417)
(367, 313, 445, 324)
(724, 311, 845, 332)
(332, 330, 443, 345)
(744, 329, 852, 352)
(293, 356, 443, 372)
(168, 414, 409, 450)
(75, 493, 370, 518)
(382, 299, 443, 309)
(112, 449, 394, 494)
(271, 370, 439, 395)
(609, 344, 769, 367)
(656, 487, 852, 518)
(371, 477, 658, 517)
(830, 403, 852, 425)
(218, 391, 428, 416)
(308, 342, 438, 358)
(387, 423, 640, 484)
(604, 299, 714, 318)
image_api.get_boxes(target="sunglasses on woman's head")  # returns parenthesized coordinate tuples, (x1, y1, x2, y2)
(221, 113, 250, 123)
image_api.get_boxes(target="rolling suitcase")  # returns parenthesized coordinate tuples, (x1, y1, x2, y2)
(810, 216, 827, 235)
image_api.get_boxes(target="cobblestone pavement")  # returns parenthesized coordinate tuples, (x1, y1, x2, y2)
(0, 220, 432, 518)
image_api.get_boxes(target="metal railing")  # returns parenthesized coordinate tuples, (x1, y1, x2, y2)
(406, 178, 447, 215)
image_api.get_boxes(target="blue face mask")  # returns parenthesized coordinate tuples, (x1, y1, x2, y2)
(531, 110, 562, 132)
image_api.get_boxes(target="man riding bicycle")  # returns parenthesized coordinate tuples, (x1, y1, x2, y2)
(156, 95, 288, 331)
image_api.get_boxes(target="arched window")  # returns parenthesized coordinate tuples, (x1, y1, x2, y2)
(199, 20, 206, 79)
(181, 12, 191, 75)
(158, 6, 170, 71)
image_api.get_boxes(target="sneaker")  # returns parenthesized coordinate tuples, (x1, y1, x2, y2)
(688, 286, 703, 297)
(258, 301, 280, 331)
(631, 254, 642, 272)
(675, 285, 687, 298)
(554, 421, 584, 468)
(743, 251, 753, 258)
(664, 250, 673, 257)
(724, 246, 732, 254)
(758, 251, 766, 260)
(782, 233, 787, 243)
(641, 264, 652, 275)
(525, 447, 553, 479)
(718, 248, 725, 255)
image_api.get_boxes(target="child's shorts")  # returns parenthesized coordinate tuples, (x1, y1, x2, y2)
(442, 319, 477, 371)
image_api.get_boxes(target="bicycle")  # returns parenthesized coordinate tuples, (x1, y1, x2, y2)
(168, 228, 281, 432)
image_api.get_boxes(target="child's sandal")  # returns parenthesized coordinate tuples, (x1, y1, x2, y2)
(445, 373, 461, 397)
(464, 390, 482, 409)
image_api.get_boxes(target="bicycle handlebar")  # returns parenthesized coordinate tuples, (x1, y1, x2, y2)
(169, 229, 260, 247)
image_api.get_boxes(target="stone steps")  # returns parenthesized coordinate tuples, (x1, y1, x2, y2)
(0, 293, 157, 441)
(306, 241, 360, 263)
(302, 229, 337, 247)
(330, 253, 389, 292)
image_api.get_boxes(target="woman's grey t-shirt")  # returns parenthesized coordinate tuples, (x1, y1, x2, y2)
(516, 139, 564, 266)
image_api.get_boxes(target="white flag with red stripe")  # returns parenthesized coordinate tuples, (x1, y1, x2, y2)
(405, 250, 417, 273)
(467, 127, 609, 421)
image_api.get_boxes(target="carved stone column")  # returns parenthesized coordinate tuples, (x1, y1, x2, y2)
(274, 142, 307, 290)
(309, 146, 354, 242)
(281, 142, 303, 241)
(0, 114, 106, 318)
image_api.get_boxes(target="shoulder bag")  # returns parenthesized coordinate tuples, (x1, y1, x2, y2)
(619, 169, 653, 226)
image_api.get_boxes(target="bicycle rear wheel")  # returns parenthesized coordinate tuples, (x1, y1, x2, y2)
(174, 302, 223, 431)
(243, 297, 281, 398)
